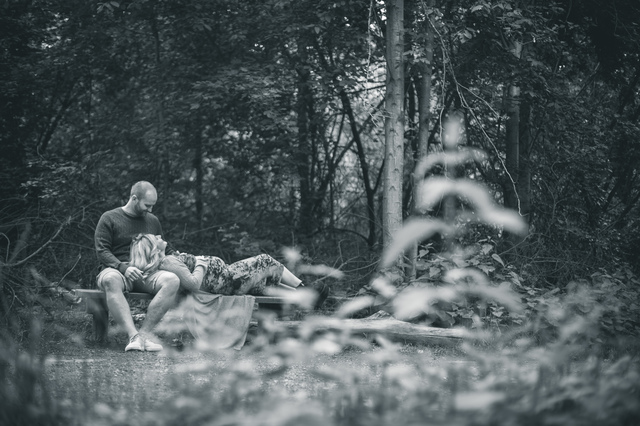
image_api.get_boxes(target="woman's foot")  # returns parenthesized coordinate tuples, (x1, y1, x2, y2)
(300, 282, 330, 310)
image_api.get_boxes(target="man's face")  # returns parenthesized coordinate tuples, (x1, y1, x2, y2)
(133, 191, 157, 216)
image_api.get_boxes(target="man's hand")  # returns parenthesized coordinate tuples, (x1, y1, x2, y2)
(124, 266, 144, 283)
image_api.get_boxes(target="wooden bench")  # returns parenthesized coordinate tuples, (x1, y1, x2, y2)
(74, 289, 287, 343)
(74, 290, 465, 346)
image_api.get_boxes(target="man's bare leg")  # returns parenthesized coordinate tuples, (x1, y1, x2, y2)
(139, 273, 180, 337)
(101, 275, 138, 339)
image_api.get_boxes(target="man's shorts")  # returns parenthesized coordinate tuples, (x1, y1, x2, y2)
(96, 267, 175, 294)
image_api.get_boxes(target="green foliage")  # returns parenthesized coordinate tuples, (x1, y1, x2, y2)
(1, 1, 640, 424)
(3, 0, 639, 306)
(0, 321, 73, 426)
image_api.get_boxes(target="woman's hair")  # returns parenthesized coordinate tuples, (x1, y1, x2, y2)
(129, 234, 165, 277)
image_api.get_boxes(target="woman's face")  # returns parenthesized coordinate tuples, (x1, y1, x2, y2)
(154, 235, 167, 253)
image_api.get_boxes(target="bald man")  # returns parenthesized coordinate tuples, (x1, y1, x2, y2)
(94, 181, 180, 352)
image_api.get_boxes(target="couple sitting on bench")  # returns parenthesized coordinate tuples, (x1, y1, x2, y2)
(95, 181, 328, 352)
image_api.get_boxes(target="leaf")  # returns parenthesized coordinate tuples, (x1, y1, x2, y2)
(311, 338, 342, 355)
(445, 268, 490, 286)
(371, 277, 397, 298)
(478, 264, 494, 274)
(480, 208, 528, 235)
(381, 218, 453, 268)
(298, 264, 344, 279)
(392, 286, 458, 320)
(455, 391, 505, 411)
(473, 282, 523, 313)
(417, 178, 495, 214)
(335, 296, 375, 318)
(492, 253, 505, 267)
(415, 177, 456, 211)
(413, 149, 486, 182)
(452, 257, 469, 268)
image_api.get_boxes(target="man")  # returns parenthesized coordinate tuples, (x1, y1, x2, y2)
(94, 181, 180, 352)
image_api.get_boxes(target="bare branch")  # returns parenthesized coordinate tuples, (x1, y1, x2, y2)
(0, 216, 72, 268)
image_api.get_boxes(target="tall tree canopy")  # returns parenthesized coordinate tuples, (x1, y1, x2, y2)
(1, 0, 639, 305)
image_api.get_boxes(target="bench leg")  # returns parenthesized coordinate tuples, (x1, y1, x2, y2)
(86, 297, 109, 344)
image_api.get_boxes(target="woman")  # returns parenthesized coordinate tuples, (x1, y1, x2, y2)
(128, 234, 326, 303)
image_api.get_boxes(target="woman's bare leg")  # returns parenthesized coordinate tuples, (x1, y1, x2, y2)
(280, 266, 302, 288)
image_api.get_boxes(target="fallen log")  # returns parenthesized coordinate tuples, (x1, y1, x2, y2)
(278, 314, 466, 345)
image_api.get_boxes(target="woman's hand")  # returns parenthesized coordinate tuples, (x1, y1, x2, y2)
(195, 256, 208, 269)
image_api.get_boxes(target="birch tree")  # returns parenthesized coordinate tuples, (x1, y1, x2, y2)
(383, 0, 405, 270)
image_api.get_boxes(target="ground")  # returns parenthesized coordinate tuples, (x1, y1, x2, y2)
(26, 300, 464, 424)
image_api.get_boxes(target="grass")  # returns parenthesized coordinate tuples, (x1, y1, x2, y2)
(3, 286, 640, 426)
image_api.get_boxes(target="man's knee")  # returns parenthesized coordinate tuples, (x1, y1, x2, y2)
(98, 271, 126, 294)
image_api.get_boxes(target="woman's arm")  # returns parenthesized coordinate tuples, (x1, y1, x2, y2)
(160, 256, 207, 292)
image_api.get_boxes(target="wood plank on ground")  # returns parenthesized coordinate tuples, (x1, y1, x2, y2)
(278, 314, 466, 345)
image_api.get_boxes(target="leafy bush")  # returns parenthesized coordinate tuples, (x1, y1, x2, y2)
(3, 120, 640, 426)
(0, 321, 72, 426)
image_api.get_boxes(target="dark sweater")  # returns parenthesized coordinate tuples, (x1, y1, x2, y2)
(94, 207, 174, 274)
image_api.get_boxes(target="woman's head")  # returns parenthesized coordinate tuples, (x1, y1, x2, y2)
(129, 234, 166, 275)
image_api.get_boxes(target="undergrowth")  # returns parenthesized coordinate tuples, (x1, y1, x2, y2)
(2, 125, 640, 425)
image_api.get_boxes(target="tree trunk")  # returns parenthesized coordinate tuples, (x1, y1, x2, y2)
(193, 127, 204, 230)
(504, 83, 520, 212)
(339, 90, 377, 247)
(312, 39, 380, 247)
(518, 99, 532, 225)
(502, 39, 531, 250)
(442, 111, 463, 253)
(383, 0, 405, 270)
(408, 0, 435, 280)
(150, 12, 170, 218)
(295, 39, 316, 237)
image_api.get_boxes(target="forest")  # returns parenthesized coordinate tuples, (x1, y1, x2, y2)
(1, 0, 640, 425)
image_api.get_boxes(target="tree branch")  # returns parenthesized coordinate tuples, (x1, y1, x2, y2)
(0, 216, 72, 268)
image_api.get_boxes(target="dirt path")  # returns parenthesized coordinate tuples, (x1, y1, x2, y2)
(35, 304, 467, 423)
(44, 337, 460, 407)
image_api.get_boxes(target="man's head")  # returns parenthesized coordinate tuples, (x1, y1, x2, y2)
(129, 181, 157, 216)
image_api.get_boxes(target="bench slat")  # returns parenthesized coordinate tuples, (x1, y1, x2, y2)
(74, 288, 290, 343)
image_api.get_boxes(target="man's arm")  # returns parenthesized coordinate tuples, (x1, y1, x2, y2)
(94, 214, 129, 274)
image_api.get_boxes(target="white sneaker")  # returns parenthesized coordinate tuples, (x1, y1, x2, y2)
(143, 338, 163, 352)
(125, 334, 144, 352)
(124, 334, 163, 352)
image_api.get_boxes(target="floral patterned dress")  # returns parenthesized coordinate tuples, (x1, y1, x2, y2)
(174, 253, 284, 295)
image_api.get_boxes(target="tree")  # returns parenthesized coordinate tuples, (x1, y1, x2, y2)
(407, 0, 436, 279)
(382, 0, 405, 272)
